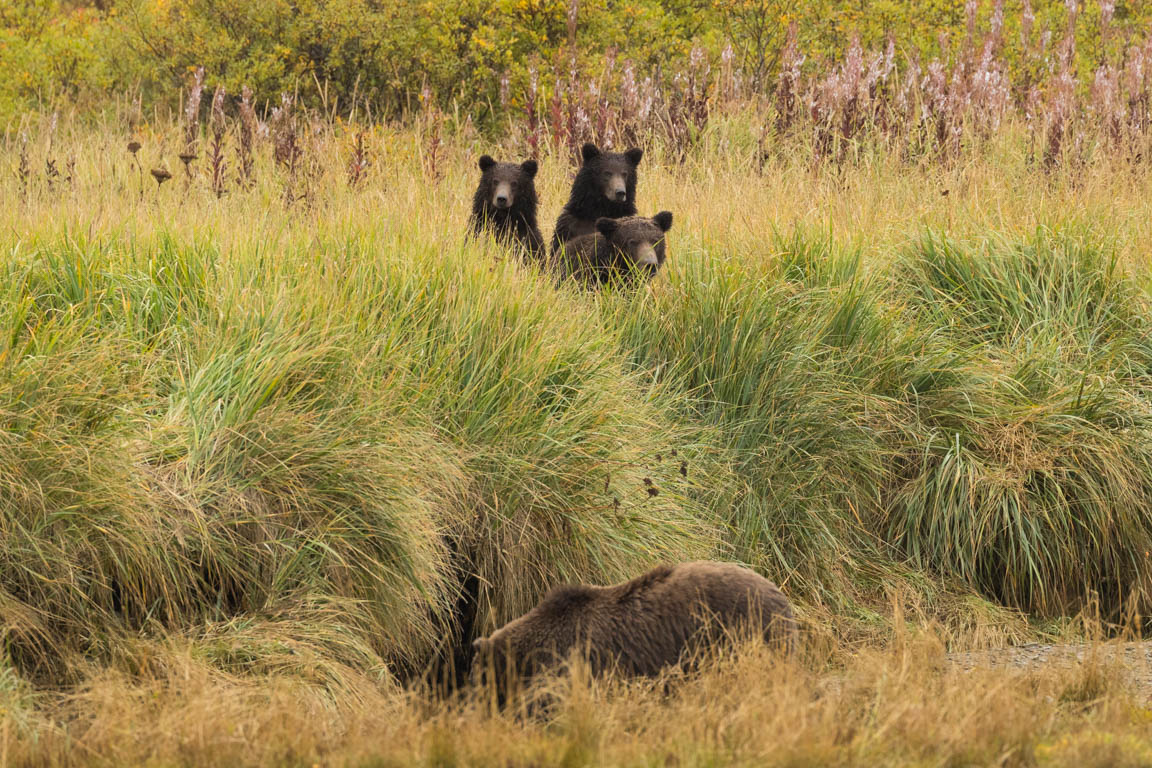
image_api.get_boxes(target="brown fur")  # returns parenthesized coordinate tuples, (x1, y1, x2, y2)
(472, 562, 797, 690)
(469, 155, 544, 260)
(555, 212, 673, 288)
(550, 143, 643, 255)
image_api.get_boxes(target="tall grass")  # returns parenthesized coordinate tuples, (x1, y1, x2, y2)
(3, 111, 1152, 760)
(4, 630, 1151, 767)
(0, 209, 713, 688)
(885, 231, 1152, 614)
(606, 223, 1152, 620)
(605, 235, 898, 608)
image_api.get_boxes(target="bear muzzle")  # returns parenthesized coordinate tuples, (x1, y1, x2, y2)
(607, 175, 628, 202)
(492, 182, 513, 209)
(635, 244, 659, 268)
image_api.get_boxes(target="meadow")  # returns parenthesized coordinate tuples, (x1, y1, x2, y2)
(2, 96, 1152, 764)
(5, 3, 1152, 757)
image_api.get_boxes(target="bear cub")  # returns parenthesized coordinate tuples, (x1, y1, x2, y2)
(470, 155, 545, 259)
(557, 211, 673, 287)
(471, 561, 797, 697)
(550, 143, 643, 254)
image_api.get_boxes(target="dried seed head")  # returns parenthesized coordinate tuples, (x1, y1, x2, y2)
(643, 477, 653, 487)
(270, 93, 301, 168)
(679, 460, 688, 477)
(647, 486, 659, 497)
(179, 151, 197, 166)
(127, 140, 141, 154)
(151, 167, 172, 185)
(1021, 0, 1035, 45)
(184, 65, 205, 148)
(211, 84, 227, 131)
(1101, 0, 1115, 31)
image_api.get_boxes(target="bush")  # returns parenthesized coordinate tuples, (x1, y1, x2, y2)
(884, 231, 1152, 614)
(0, 1, 115, 118)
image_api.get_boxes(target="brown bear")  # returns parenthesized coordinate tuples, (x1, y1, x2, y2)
(550, 143, 643, 255)
(469, 155, 545, 260)
(555, 212, 673, 288)
(471, 561, 797, 695)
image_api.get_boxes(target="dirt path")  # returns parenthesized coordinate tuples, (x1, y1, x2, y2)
(947, 641, 1152, 703)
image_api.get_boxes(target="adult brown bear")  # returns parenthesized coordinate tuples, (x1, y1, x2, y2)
(471, 562, 797, 694)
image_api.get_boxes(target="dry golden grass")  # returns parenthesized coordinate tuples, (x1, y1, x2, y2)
(5, 115, 1151, 269)
(5, 627, 1152, 767)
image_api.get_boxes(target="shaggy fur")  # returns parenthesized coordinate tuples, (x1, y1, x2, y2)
(556, 212, 673, 288)
(550, 143, 643, 254)
(469, 155, 545, 259)
(471, 562, 797, 693)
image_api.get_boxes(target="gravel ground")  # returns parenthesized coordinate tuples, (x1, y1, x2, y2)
(947, 642, 1152, 703)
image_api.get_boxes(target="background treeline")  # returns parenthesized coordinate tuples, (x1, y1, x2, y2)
(3, 0, 1151, 127)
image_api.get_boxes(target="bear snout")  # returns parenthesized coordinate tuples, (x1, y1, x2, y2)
(606, 174, 628, 201)
(635, 244, 659, 267)
(492, 182, 513, 209)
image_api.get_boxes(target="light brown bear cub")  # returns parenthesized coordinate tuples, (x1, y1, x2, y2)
(555, 211, 673, 288)
(471, 561, 797, 693)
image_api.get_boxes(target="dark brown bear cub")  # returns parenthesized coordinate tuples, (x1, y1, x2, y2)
(550, 143, 643, 254)
(557, 212, 672, 287)
(471, 561, 797, 696)
(470, 155, 545, 259)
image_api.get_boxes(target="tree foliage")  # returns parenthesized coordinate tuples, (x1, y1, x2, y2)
(2, 0, 1151, 125)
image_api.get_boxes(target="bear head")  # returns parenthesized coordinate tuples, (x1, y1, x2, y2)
(595, 211, 673, 274)
(470, 585, 595, 695)
(578, 143, 642, 205)
(476, 155, 538, 212)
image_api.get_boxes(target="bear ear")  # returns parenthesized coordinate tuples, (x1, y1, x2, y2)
(624, 147, 643, 166)
(595, 217, 620, 237)
(478, 155, 496, 172)
(520, 159, 538, 178)
(653, 211, 673, 232)
(581, 143, 600, 163)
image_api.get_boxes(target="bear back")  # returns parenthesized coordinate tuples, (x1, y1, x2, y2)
(472, 561, 797, 689)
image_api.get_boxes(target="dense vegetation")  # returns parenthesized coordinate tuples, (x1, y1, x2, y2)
(3, 110, 1152, 762)
(3, 105, 1152, 662)
(6, 1, 1152, 764)
(4, 0, 1152, 128)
